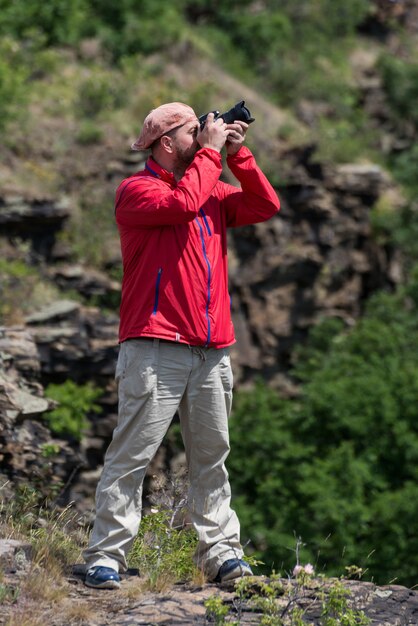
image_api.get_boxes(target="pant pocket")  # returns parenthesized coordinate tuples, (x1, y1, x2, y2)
(115, 345, 127, 383)
(120, 340, 157, 399)
(218, 349, 233, 417)
(219, 350, 233, 392)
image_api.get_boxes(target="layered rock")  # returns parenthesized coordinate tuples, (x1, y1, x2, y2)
(0, 326, 82, 500)
(0, 193, 71, 261)
(228, 154, 401, 385)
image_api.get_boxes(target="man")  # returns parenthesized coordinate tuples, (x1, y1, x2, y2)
(83, 102, 280, 589)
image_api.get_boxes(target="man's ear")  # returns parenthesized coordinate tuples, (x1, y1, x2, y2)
(160, 135, 174, 153)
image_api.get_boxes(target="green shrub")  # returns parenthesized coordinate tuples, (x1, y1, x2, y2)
(0, 37, 28, 130)
(0, 0, 89, 46)
(76, 120, 103, 144)
(76, 71, 126, 118)
(379, 54, 418, 130)
(83, 1, 187, 59)
(128, 508, 198, 590)
(44, 380, 102, 440)
(391, 144, 418, 197)
(228, 288, 418, 587)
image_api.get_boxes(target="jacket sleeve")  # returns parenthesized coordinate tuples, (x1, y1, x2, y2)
(116, 149, 222, 227)
(219, 146, 280, 227)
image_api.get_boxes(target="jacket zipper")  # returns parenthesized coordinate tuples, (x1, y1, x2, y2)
(199, 208, 212, 236)
(195, 216, 211, 346)
(152, 267, 163, 315)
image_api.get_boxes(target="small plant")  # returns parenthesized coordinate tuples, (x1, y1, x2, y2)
(205, 594, 229, 625)
(128, 507, 199, 592)
(232, 575, 285, 625)
(0, 579, 19, 604)
(44, 380, 102, 440)
(76, 120, 103, 144)
(40, 442, 61, 459)
(345, 565, 365, 580)
(321, 580, 370, 626)
(0, 37, 28, 130)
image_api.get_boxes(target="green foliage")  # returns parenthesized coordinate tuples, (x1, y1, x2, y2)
(315, 114, 378, 164)
(91, 2, 186, 59)
(241, 577, 285, 625)
(0, 37, 28, 130)
(128, 508, 198, 590)
(391, 144, 418, 197)
(378, 55, 418, 195)
(229, 288, 418, 587)
(205, 574, 369, 625)
(0, 581, 19, 605)
(371, 200, 418, 272)
(76, 71, 127, 118)
(0, 0, 187, 61)
(0, 258, 35, 279)
(44, 380, 102, 440)
(379, 54, 418, 130)
(204, 595, 229, 625)
(75, 120, 103, 144)
(189, 0, 369, 100)
(0, 0, 89, 46)
(0, 0, 378, 166)
(40, 443, 61, 459)
(321, 581, 370, 626)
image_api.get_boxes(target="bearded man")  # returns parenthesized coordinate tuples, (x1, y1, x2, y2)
(83, 102, 280, 589)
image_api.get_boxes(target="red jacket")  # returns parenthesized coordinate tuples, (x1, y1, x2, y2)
(115, 146, 280, 347)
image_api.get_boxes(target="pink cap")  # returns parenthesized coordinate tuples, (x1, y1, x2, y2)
(131, 102, 198, 150)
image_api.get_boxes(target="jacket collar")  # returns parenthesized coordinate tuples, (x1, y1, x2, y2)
(145, 157, 176, 185)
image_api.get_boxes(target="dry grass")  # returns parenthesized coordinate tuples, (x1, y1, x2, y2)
(0, 491, 91, 624)
(190, 566, 207, 588)
(7, 613, 47, 626)
(120, 578, 145, 601)
(59, 599, 99, 625)
(22, 563, 69, 602)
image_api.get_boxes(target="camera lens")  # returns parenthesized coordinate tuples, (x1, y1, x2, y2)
(220, 101, 254, 125)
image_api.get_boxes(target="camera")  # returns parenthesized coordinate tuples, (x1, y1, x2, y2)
(199, 100, 255, 129)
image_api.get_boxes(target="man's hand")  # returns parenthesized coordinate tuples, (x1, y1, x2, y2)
(225, 120, 248, 156)
(197, 113, 228, 153)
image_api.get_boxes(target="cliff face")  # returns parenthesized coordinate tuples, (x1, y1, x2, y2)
(229, 153, 401, 387)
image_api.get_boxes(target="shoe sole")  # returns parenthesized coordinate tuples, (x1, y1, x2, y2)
(219, 565, 253, 583)
(85, 578, 121, 590)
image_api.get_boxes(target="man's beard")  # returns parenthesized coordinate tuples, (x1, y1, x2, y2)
(173, 144, 198, 179)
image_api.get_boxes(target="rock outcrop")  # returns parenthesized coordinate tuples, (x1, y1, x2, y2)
(0, 326, 82, 500)
(228, 152, 401, 384)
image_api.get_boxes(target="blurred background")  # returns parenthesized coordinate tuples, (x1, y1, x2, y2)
(1, 0, 417, 588)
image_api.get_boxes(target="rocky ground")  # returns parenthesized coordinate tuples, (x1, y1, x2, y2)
(0, 542, 417, 626)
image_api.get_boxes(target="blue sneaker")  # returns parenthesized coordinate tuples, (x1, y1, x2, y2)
(214, 558, 253, 583)
(85, 566, 121, 589)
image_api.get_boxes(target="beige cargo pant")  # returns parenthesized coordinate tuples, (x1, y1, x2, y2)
(83, 338, 244, 580)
